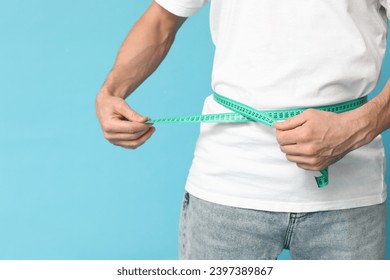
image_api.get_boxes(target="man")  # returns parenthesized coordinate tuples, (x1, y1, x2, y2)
(96, 0, 390, 259)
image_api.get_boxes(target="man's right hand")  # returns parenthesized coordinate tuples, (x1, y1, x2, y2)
(95, 2, 185, 149)
(96, 93, 155, 149)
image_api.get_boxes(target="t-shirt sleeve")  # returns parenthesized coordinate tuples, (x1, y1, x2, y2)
(380, 0, 390, 18)
(154, 0, 208, 17)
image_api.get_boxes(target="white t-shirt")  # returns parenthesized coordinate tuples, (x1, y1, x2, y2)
(155, 0, 389, 212)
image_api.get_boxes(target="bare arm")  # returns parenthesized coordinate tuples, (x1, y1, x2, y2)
(366, 79, 390, 137)
(274, 79, 390, 171)
(96, 2, 186, 149)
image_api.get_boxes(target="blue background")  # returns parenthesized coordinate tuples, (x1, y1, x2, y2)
(0, 0, 389, 260)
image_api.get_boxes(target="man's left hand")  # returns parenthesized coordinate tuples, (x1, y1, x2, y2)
(274, 109, 355, 171)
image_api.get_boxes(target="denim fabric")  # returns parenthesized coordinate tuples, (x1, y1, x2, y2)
(179, 192, 386, 260)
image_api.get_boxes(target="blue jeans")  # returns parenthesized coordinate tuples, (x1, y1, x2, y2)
(179, 192, 386, 260)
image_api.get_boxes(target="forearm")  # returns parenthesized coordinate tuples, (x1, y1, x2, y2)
(95, 3, 186, 149)
(347, 79, 390, 150)
(98, 2, 185, 99)
(368, 79, 390, 135)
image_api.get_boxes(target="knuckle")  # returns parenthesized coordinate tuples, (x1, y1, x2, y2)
(305, 126, 314, 135)
(312, 165, 323, 171)
(112, 142, 123, 148)
(128, 141, 138, 149)
(111, 141, 137, 150)
(297, 163, 311, 171)
(135, 139, 146, 147)
(124, 144, 137, 150)
(298, 129, 310, 141)
(308, 159, 324, 170)
(101, 121, 112, 132)
(309, 157, 319, 165)
(306, 145, 317, 155)
(103, 132, 111, 140)
(305, 108, 316, 116)
(297, 163, 305, 169)
(275, 132, 283, 144)
(127, 126, 136, 134)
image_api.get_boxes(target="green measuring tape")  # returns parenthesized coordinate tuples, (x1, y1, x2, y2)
(146, 92, 367, 188)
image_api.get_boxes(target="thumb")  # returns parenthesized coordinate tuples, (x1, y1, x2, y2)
(274, 112, 307, 130)
(116, 100, 149, 123)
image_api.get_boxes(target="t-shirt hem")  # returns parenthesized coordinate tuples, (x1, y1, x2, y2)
(185, 184, 387, 213)
(154, 0, 201, 17)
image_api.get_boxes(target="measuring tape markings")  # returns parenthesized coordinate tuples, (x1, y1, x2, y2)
(146, 92, 367, 188)
(213, 92, 329, 188)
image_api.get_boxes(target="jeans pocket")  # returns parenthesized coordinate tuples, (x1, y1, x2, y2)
(182, 191, 190, 210)
(179, 191, 191, 258)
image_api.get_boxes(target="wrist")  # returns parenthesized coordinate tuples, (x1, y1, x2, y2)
(95, 88, 125, 111)
(99, 68, 134, 99)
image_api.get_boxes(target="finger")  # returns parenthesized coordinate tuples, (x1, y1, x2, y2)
(280, 144, 320, 156)
(276, 129, 299, 145)
(114, 127, 156, 149)
(274, 111, 308, 131)
(285, 154, 322, 166)
(114, 100, 149, 123)
(105, 131, 148, 142)
(286, 155, 325, 171)
(280, 144, 304, 156)
(296, 163, 318, 171)
(299, 153, 346, 170)
(103, 119, 151, 134)
(296, 163, 325, 171)
(285, 154, 310, 164)
(297, 154, 344, 171)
